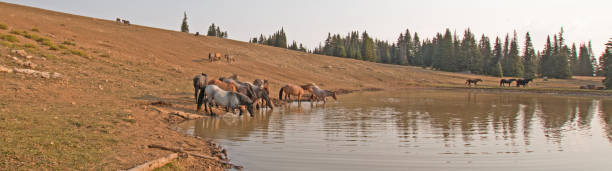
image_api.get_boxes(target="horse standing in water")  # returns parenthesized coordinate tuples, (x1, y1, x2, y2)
(193, 73, 208, 105)
(279, 84, 309, 104)
(515, 78, 533, 87)
(465, 79, 483, 87)
(310, 85, 337, 104)
(198, 85, 255, 116)
(499, 79, 516, 87)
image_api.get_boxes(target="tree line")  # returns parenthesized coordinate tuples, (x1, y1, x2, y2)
(180, 12, 228, 38)
(249, 28, 307, 52)
(312, 28, 600, 79)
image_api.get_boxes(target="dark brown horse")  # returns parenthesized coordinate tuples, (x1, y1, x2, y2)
(500, 79, 516, 87)
(465, 79, 483, 87)
(515, 78, 533, 87)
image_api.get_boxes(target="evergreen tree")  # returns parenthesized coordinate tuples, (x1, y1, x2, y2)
(540, 36, 554, 77)
(603, 39, 612, 89)
(577, 43, 594, 76)
(180, 12, 189, 33)
(479, 35, 493, 75)
(554, 28, 572, 78)
(492, 37, 504, 76)
(523, 32, 537, 78)
(207, 23, 216, 36)
(570, 43, 578, 75)
(361, 31, 377, 62)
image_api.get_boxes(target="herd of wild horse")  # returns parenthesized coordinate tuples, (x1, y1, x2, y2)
(465, 78, 533, 87)
(193, 73, 337, 117)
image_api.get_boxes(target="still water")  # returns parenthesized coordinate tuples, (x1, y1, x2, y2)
(176, 89, 612, 171)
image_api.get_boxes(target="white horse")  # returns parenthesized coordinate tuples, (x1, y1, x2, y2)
(201, 85, 255, 116)
(310, 85, 337, 104)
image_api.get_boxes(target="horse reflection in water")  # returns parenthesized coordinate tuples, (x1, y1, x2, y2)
(193, 109, 274, 139)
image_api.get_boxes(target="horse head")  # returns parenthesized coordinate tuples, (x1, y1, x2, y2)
(331, 91, 337, 100)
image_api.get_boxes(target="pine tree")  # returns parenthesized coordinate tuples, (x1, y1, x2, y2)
(523, 32, 537, 78)
(570, 43, 578, 75)
(479, 35, 493, 75)
(577, 43, 594, 76)
(492, 37, 504, 76)
(180, 12, 189, 33)
(361, 31, 377, 62)
(207, 23, 216, 36)
(603, 38, 612, 89)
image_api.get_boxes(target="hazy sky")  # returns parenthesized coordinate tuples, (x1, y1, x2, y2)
(3, 0, 611, 57)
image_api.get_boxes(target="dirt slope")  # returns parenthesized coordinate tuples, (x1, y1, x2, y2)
(0, 2, 608, 170)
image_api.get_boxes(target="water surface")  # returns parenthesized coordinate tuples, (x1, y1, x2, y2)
(176, 89, 612, 171)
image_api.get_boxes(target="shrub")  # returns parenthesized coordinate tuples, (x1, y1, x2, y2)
(48, 45, 59, 50)
(0, 23, 7, 30)
(9, 30, 22, 35)
(43, 53, 56, 60)
(100, 53, 110, 58)
(62, 41, 75, 46)
(23, 43, 37, 49)
(58, 44, 68, 49)
(31, 28, 39, 32)
(70, 49, 88, 58)
(1, 34, 19, 42)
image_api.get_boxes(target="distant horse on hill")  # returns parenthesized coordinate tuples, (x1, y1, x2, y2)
(515, 78, 533, 87)
(465, 79, 483, 87)
(500, 79, 516, 87)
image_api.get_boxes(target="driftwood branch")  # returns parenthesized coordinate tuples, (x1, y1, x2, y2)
(151, 107, 204, 120)
(126, 153, 179, 171)
(147, 144, 242, 169)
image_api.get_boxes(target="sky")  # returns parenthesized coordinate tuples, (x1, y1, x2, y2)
(3, 0, 611, 58)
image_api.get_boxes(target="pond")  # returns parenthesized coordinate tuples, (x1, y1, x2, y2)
(175, 89, 612, 171)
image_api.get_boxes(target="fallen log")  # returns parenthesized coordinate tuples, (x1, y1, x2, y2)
(147, 144, 242, 169)
(170, 111, 204, 119)
(150, 106, 204, 120)
(126, 153, 179, 171)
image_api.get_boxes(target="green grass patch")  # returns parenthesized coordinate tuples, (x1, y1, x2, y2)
(0, 34, 19, 42)
(0, 40, 11, 47)
(58, 44, 68, 49)
(31, 27, 39, 32)
(9, 30, 22, 35)
(0, 23, 7, 30)
(153, 161, 181, 171)
(100, 53, 110, 58)
(62, 41, 75, 46)
(23, 43, 37, 49)
(42, 53, 56, 60)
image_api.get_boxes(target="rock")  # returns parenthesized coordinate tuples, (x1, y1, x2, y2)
(40, 72, 50, 79)
(11, 50, 28, 57)
(52, 72, 62, 78)
(0, 65, 13, 73)
(25, 55, 33, 59)
(41, 57, 47, 61)
(71, 102, 76, 105)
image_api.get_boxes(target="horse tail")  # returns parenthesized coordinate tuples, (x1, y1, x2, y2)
(279, 87, 284, 100)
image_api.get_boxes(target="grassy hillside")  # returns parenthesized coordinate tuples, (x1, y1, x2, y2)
(0, 2, 608, 170)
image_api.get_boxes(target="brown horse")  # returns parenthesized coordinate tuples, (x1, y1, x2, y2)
(279, 84, 307, 103)
(207, 79, 237, 92)
(465, 79, 483, 87)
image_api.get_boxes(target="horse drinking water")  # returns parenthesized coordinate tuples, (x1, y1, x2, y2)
(197, 85, 255, 116)
(310, 85, 337, 104)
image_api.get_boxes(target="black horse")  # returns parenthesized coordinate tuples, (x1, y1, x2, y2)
(499, 79, 516, 87)
(465, 79, 483, 87)
(515, 78, 533, 87)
